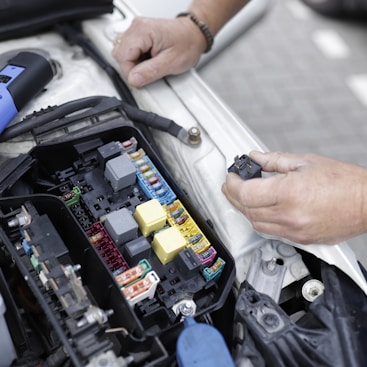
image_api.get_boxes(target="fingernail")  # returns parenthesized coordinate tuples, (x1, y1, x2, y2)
(129, 72, 145, 88)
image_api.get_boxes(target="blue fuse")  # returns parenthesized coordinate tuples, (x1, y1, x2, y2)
(21, 238, 32, 256)
(176, 317, 235, 367)
(202, 257, 225, 281)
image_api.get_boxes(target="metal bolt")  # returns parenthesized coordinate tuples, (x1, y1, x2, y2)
(266, 258, 277, 272)
(173, 299, 197, 317)
(188, 127, 201, 145)
(261, 313, 280, 329)
(302, 279, 325, 302)
(179, 302, 195, 316)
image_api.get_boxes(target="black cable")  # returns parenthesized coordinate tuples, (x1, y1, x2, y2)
(0, 22, 189, 146)
(54, 21, 175, 152)
(0, 96, 186, 143)
(0, 96, 107, 142)
(55, 22, 137, 107)
(120, 100, 183, 138)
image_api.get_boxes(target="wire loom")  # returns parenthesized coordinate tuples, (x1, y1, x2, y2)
(0, 96, 186, 146)
(0, 23, 191, 148)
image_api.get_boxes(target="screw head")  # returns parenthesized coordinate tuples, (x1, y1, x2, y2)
(188, 127, 201, 145)
(302, 279, 325, 302)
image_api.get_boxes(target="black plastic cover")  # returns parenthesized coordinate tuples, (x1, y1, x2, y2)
(0, 124, 236, 366)
(0, 0, 114, 41)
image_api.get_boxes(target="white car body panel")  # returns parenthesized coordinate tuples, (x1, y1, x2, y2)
(0, 0, 366, 295)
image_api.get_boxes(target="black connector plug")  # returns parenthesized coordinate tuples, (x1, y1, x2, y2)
(228, 154, 262, 180)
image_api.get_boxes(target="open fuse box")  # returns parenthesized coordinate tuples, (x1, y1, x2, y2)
(0, 124, 235, 366)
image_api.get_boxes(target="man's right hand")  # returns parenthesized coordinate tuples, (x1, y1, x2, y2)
(112, 16, 206, 88)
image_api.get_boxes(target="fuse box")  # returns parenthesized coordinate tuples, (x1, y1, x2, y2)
(0, 125, 235, 366)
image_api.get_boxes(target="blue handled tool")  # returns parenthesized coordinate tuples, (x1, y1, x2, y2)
(0, 51, 55, 134)
(176, 317, 236, 367)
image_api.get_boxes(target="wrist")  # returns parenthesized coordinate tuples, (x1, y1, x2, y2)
(176, 11, 214, 53)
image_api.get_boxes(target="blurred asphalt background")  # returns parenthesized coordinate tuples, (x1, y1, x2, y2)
(197, 0, 367, 266)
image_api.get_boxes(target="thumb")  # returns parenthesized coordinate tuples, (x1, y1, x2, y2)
(249, 151, 308, 174)
(127, 50, 179, 88)
(127, 60, 160, 88)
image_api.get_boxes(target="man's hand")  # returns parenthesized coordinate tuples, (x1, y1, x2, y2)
(222, 151, 367, 245)
(112, 16, 206, 88)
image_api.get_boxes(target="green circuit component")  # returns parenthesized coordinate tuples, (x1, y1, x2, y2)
(30, 254, 41, 272)
(62, 187, 81, 207)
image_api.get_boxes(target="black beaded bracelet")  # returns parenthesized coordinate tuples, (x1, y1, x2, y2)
(177, 11, 214, 53)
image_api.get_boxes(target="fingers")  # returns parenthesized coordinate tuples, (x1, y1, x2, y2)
(113, 38, 173, 88)
(222, 172, 282, 208)
(125, 57, 166, 88)
(222, 151, 310, 210)
(249, 151, 308, 174)
(113, 16, 204, 88)
(222, 177, 299, 240)
(223, 151, 367, 245)
(124, 49, 182, 88)
(222, 175, 314, 243)
(113, 27, 155, 87)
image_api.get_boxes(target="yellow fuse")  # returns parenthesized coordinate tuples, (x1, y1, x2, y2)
(134, 199, 167, 236)
(189, 238, 210, 254)
(152, 226, 187, 264)
(166, 201, 179, 212)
